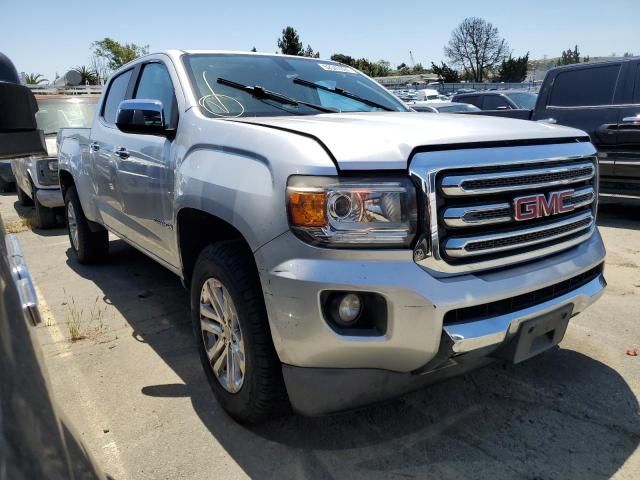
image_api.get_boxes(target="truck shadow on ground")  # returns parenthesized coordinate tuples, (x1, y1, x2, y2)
(597, 196, 640, 230)
(65, 239, 640, 480)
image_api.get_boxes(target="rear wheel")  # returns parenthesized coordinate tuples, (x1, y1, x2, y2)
(16, 184, 33, 206)
(32, 185, 57, 229)
(191, 242, 288, 423)
(64, 186, 108, 263)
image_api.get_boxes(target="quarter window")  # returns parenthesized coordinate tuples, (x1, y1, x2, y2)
(102, 70, 133, 124)
(483, 95, 512, 110)
(134, 63, 177, 123)
(549, 65, 621, 107)
(459, 95, 480, 107)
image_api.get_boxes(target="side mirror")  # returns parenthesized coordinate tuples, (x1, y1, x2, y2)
(115, 99, 173, 137)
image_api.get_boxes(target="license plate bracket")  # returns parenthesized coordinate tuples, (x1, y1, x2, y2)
(494, 304, 574, 364)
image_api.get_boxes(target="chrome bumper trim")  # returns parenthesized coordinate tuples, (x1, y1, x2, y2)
(444, 274, 606, 354)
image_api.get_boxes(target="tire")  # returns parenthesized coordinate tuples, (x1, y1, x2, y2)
(191, 242, 288, 423)
(32, 185, 57, 229)
(64, 186, 108, 263)
(17, 184, 33, 206)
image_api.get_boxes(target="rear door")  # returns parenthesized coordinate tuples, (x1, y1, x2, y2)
(535, 64, 622, 179)
(613, 60, 640, 188)
(89, 68, 135, 229)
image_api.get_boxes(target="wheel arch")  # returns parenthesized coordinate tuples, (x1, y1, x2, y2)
(176, 208, 257, 288)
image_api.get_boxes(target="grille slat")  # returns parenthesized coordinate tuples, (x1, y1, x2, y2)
(441, 162, 595, 196)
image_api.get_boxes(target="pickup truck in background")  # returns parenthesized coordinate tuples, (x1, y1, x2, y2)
(58, 50, 606, 423)
(455, 57, 640, 196)
(11, 95, 98, 228)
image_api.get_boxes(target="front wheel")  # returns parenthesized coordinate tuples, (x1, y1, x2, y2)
(191, 242, 288, 423)
(64, 186, 108, 263)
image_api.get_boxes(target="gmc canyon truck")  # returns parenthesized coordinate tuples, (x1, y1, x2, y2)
(58, 50, 606, 423)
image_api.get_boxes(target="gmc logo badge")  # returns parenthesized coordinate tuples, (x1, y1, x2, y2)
(514, 190, 575, 221)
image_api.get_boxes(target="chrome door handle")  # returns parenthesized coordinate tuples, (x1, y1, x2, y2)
(621, 115, 640, 124)
(90, 142, 100, 151)
(114, 147, 130, 159)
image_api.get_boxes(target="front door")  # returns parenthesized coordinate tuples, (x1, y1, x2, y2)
(614, 61, 640, 192)
(113, 61, 179, 267)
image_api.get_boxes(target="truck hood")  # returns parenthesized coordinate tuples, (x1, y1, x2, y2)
(232, 112, 587, 170)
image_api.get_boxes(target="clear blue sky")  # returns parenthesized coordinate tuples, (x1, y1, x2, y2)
(1, 0, 638, 81)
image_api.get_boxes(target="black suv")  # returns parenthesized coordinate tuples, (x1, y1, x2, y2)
(534, 58, 640, 196)
(452, 90, 538, 111)
(466, 58, 640, 196)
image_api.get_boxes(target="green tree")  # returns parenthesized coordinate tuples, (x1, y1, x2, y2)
(412, 63, 426, 74)
(330, 53, 356, 66)
(497, 53, 529, 82)
(74, 65, 99, 85)
(277, 26, 304, 55)
(431, 62, 460, 82)
(557, 45, 580, 65)
(24, 73, 47, 85)
(304, 45, 320, 58)
(91, 38, 149, 72)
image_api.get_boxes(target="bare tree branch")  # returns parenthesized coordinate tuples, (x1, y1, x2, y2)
(444, 17, 509, 82)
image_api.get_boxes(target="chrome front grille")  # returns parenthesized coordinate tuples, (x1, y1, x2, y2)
(409, 141, 598, 275)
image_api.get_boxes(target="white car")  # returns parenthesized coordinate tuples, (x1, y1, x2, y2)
(12, 95, 98, 228)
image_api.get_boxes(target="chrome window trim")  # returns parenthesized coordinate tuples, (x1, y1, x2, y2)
(409, 141, 598, 276)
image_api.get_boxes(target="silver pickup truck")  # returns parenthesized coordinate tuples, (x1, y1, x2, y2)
(58, 50, 606, 423)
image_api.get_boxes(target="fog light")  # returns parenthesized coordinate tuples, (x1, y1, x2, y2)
(336, 293, 362, 325)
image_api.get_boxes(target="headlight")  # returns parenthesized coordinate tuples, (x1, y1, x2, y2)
(287, 176, 418, 247)
(47, 160, 58, 172)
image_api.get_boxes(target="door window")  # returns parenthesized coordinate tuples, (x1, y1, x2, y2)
(632, 63, 640, 104)
(483, 95, 512, 110)
(549, 65, 621, 107)
(459, 95, 480, 107)
(102, 69, 133, 124)
(134, 63, 177, 124)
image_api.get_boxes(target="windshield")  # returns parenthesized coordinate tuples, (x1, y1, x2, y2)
(183, 54, 408, 117)
(504, 92, 538, 109)
(35, 98, 98, 134)
(437, 103, 480, 113)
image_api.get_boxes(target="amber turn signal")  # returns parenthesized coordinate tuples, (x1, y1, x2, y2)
(288, 191, 327, 227)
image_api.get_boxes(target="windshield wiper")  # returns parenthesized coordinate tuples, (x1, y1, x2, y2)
(216, 78, 338, 114)
(293, 78, 394, 112)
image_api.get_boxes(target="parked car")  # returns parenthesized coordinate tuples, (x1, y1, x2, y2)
(59, 50, 606, 423)
(452, 90, 538, 110)
(408, 101, 481, 113)
(11, 95, 99, 228)
(470, 58, 640, 196)
(414, 88, 441, 101)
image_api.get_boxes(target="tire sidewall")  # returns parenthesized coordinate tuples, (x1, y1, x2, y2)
(190, 248, 258, 418)
(64, 190, 80, 256)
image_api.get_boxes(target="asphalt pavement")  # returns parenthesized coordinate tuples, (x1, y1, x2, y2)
(1, 191, 638, 480)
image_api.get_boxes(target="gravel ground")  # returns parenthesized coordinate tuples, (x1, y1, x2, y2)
(1, 191, 638, 480)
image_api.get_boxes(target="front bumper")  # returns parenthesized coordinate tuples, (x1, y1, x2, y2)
(35, 188, 63, 208)
(255, 230, 606, 414)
